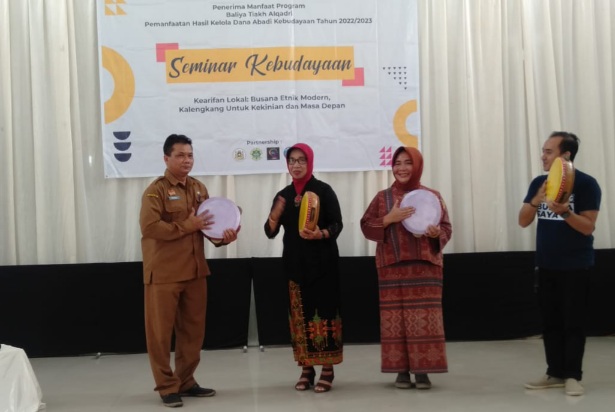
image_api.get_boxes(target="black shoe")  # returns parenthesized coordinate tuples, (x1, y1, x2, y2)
(415, 374, 432, 390)
(161, 393, 183, 407)
(180, 384, 216, 397)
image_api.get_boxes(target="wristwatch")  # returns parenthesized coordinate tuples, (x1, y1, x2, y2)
(560, 211, 571, 219)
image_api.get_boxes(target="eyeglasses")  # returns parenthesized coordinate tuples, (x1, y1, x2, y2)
(288, 158, 307, 166)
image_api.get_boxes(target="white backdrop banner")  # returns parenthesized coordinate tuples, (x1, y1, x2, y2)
(97, 0, 420, 177)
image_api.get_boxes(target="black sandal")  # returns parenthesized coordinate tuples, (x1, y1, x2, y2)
(295, 366, 316, 391)
(314, 366, 334, 393)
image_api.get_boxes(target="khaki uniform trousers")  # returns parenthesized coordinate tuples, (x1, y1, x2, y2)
(144, 277, 207, 396)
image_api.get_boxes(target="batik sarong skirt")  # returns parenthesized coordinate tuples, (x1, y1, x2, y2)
(288, 280, 343, 366)
(377, 261, 447, 374)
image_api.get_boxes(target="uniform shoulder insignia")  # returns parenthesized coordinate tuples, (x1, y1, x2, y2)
(189, 176, 206, 190)
(146, 193, 159, 198)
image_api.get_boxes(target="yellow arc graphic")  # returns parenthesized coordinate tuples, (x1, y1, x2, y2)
(102, 46, 135, 124)
(393, 100, 418, 147)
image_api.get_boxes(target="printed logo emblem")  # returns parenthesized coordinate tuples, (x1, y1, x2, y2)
(233, 149, 245, 161)
(250, 148, 263, 161)
(267, 147, 280, 160)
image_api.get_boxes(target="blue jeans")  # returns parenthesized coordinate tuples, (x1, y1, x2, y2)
(538, 268, 590, 381)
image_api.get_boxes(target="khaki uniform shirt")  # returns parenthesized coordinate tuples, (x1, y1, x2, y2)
(140, 170, 210, 284)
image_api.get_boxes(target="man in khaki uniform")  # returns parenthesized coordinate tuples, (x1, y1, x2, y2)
(140, 134, 238, 407)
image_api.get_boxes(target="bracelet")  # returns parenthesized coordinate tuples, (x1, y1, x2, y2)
(529, 202, 539, 208)
(268, 216, 278, 224)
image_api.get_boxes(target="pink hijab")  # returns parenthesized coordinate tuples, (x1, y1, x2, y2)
(391, 146, 423, 192)
(286, 143, 314, 195)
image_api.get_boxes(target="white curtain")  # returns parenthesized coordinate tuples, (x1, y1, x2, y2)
(1, 0, 613, 265)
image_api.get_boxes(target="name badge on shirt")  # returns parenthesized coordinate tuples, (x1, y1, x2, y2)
(168, 188, 180, 200)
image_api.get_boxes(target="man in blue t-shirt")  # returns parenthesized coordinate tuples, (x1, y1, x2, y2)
(519, 131, 601, 397)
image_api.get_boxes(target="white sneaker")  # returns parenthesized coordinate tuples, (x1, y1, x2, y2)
(524, 374, 565, 389)
(565, 378, 584, 396)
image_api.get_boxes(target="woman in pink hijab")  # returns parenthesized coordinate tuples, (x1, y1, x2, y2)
(265, 143, 344, 393)
(361, 146, 452, 390)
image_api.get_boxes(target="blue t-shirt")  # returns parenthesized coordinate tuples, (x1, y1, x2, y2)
(524, 169, 601, 270)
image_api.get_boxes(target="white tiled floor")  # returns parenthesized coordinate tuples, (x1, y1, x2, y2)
(29, 337, 614, 411)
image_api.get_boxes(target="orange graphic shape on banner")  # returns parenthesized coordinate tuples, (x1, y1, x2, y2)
(105, 1, 127, 17)
(393, 100, 418, 147)
(102, 46, 135, 124)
